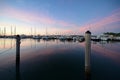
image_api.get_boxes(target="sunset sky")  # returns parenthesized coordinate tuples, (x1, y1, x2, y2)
(0, 0, 120, 35)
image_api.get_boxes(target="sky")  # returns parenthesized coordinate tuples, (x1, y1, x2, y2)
(0, 0, 120, 35)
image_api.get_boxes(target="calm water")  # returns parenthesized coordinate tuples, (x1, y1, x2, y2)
(0, 39, 120, 80)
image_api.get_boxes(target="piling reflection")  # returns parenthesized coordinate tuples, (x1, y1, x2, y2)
(16, 50, 20, 80)
(85, 66, 91, 80)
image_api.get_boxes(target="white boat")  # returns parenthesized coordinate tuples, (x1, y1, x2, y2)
(59, 36, 65, 40)
(42, 36, 49, 40)
(33, 36, 41, 39)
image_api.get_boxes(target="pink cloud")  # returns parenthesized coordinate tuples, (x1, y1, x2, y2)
(1, 6, 120, 35)
(1, 6, 55, 24)
(57, 20, 76, 27)
(79, 8, 120, 34)
(62, 29, 72, 34)
(1, 6, 77, 28)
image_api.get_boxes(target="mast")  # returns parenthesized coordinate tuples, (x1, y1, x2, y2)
(11, 26, 12, 35)
(46, 26, 47, 36)
(31, 27, 32, 36)
(0, 28, 1, 36)
(4, 27, 6, 36)
(2, 30, 3, 36)
(34, 27, 36, 36)
(14, 26, 16, 35)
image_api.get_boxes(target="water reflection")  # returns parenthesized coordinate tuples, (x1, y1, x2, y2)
(1, 39, 120, 63)
(0, 38, 15, 49)
(0, 39, 120, 80)
(91, 42, 120, 63)
(20, 48, 84, 80)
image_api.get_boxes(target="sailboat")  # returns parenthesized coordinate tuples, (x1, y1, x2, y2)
(42, 27, 49, 40)
(32, 27, 41, 39)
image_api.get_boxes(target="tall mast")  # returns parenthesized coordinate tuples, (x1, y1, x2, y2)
(4, 27, 6, 36)
(11, 26, 12, 35)
(14, 26, 16, 35)
(2, 30, 3, 36)
(46, 26, 47, 36)
(31, 27, 32, 36)
(34, 27, 36, 35)
(0, 28, 1, 36)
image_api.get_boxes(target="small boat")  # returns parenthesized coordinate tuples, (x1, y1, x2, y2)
(33, 36, 41, 39)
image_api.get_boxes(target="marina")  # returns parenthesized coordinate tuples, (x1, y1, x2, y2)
(0, 33, 120, 80)
(0, 0, 120, 80)
(0, 34, 120, 42)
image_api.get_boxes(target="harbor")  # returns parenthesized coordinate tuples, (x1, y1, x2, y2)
(0, 31, 120, 80)
(0, 33, 120, 42)
(0, 27, 120, 42)
(0, 0, 120, 80)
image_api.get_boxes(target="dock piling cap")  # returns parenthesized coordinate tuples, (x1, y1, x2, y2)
(16, 35, 20, 39)
(85, 31, 91, 34)
(16, 35, 20, 37)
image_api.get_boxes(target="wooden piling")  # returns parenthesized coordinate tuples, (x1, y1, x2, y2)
(16, 35, 21, 80)
(85, 31, 91, 80)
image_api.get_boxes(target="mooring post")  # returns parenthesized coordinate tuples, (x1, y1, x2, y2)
(16, 35, 21, 80)
(85, 31, 91, 80)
